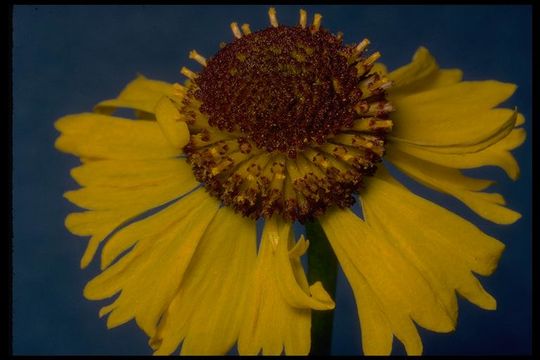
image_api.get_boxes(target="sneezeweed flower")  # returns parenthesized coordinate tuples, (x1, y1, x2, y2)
(54, 8, 525, 356)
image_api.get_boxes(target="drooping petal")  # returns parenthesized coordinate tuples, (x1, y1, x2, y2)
(55, 113, 184, 160)
(84, 188, 220, 337)
(320, 209, 451, 355)
(149, 207, 257, 355)
(94, 74, 176, 115)
(361, 175, 504, 312)
(386, 149, 521, 224)
(364, 175, 505, 277)
(237, 217, 334, 355)
(276, 234, 335, 311)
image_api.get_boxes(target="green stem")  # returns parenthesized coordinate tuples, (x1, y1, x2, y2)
(305, 219, 338, 356)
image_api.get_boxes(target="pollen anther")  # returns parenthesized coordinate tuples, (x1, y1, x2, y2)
(312, 13, 322, 31)
(189, 50, 207, 66)
(241, 23, 251, 35)
(180, 67, 197, 80)
(299, 9, 307, 29)
(354, 38, 370, 55)
(364, 51, 381, 66)
(230, 22, 242, 39)
(268, 8, 278, 27)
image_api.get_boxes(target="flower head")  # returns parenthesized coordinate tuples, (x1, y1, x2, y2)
(181, 14, 392, 222)
(55, 8, 525, 355)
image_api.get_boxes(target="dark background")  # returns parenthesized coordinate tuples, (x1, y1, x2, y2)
(12, 5, 532, 355)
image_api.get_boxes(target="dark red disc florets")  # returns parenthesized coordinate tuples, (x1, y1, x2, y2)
(193, 26, 361, 157)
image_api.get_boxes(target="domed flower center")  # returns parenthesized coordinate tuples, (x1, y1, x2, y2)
(177, 10, 394, 222)
(193, 26, 362, 158)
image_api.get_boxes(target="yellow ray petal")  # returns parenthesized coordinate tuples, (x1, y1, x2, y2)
(66, 209, 131, 268)
(362, 178, 500, 312)
(238, 217, 333, 355)
(99, 188, 205, 270)
(94, 74, 176, 115)
(356, 176, 501, 311)
(387, 149, 521, 224)
(345, 260, 393, 355)
(64, 159, 198, 268)
(83, 236, 145, 301)
(365, 176, 505, 277)
(391, 79, 515, 115)
(285, 235, 335, 353)
(154, 96, 190, 149)
(64, 176, 195, 211)
(368, 202, 497, 312)
(55, 113, 182, 160)
(150, 207, 257, 355)
(388, 47, 438, 90)
(387, 47, 462, 96)
(320, 209, 444, 355)
(70, 158, 194, 188)
(389, 83, 518, 147)
(386, 151, 493, 191)
(389, 108, 517, 151)
(286, 236, 334, 313)
(84, 188, 220, 337)
(84, 189, 216, 299)
(237, 217, 300, 355)
(421, 69, 463, 89)
(392, 128, 526, 180)
(273, 219, 335, 311)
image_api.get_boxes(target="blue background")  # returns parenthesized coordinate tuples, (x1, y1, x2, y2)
(12, 5, 532, 355)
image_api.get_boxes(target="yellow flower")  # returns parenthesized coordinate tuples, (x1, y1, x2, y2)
(54, 8, 525, 356)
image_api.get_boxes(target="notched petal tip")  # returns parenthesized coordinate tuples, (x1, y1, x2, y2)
(477, 240, 506, 277)
(98, 303, 115, 319)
